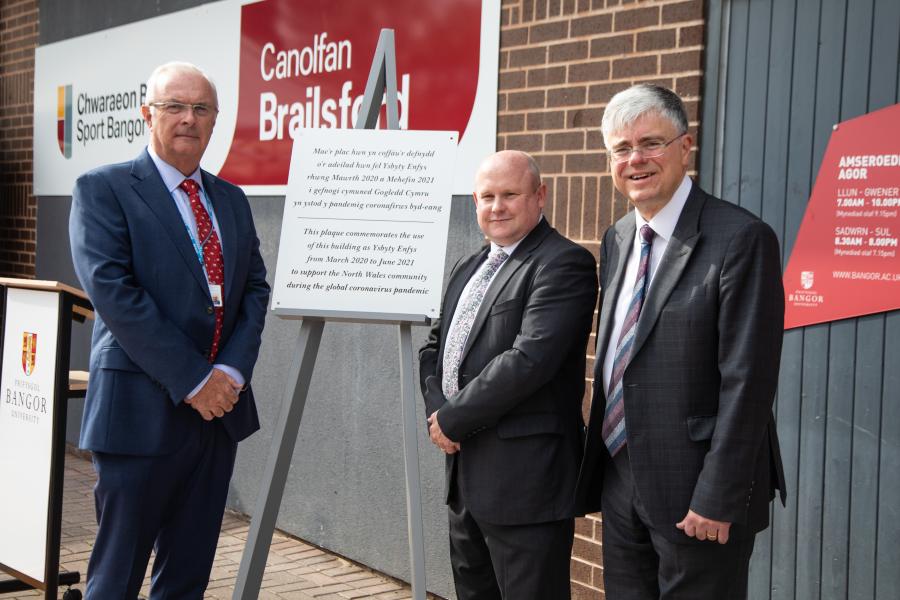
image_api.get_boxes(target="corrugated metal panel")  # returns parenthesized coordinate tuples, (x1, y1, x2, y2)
(700, 1, 900, 598)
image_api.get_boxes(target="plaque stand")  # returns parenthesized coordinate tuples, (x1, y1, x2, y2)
(233, 29, 428, 600)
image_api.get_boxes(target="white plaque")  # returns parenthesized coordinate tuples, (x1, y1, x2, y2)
(272, 128, 457, 322)
(0, 288, 61, 583)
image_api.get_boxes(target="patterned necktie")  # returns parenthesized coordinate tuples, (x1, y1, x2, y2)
(180, 178, 225, 363)
(442, 248, 509, 397)
(602, 224, 655, 456)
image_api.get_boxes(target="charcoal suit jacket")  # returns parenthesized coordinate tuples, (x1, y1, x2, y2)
(575, 181, 787, 543)
(420, 218, 597, 526)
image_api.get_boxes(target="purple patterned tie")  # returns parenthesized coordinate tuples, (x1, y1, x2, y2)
(602, 224, 655, 456)
(442, 248, 509, 397)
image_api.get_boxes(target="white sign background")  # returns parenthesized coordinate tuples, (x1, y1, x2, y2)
(32, 0, 498, 196)
(272, 128, 456, 320)
(0, 289, 61, 582)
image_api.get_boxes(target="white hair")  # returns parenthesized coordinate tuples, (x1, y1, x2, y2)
(145, 61, 218, 107)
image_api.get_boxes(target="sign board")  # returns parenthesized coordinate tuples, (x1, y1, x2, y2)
(272, 128, 457, 322)
(783, 103, 900, 329)
(0, 289, 61, 583)
(33, 0, 498, 196)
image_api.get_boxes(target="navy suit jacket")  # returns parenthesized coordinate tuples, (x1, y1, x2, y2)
(69, 149, 270, 456)
(419, 219, 597, 526)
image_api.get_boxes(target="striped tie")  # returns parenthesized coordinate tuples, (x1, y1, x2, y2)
(602, 224, 655, 456)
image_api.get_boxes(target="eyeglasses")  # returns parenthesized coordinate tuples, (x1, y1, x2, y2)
(148, 101, 218, 118)
(609, 132, 686, 163)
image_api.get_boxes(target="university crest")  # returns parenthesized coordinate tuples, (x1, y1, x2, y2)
(22, 332, 37, 376)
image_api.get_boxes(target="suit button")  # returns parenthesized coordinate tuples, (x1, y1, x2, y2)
(206, 306, 214, 314)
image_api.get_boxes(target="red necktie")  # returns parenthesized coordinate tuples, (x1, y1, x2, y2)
(179, 178, 224, 362)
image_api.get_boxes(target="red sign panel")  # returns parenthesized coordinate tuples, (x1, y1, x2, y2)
(783, 103, 900, 329)
(217, 0, 482, 185)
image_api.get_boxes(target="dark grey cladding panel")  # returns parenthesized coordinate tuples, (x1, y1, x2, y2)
(701, 1, 900, 599)
(39, 0, 214, 44)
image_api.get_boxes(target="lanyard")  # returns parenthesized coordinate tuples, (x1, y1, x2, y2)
(179, 185, 217, 280)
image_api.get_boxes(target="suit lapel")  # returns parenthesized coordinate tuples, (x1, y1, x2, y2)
(595, 212, 636, 378)
(460, 219, 552, 360)
(202, 171, 237, 301)
(130, 150, 209, 293)
(439, 247, 488, 364)
(630, 184, 704, 359)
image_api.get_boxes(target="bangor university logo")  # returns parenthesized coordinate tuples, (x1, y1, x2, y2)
(57, 84, 73, 158)
(801, 271, 815, 290)
(22, 332, 37, 376)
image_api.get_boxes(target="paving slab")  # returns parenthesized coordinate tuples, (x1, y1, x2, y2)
(0, 450, 442, 600)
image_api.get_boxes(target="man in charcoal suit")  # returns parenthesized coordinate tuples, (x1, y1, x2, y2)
(575, 83, 786, 599)
(69, 62, 269, 598)
(419, 150, 598, 599)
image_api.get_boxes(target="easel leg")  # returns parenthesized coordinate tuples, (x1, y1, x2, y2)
(398, 324, 427, 599)
(232, 319, 325, 600)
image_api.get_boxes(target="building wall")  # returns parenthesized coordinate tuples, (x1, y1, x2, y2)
(496, 1, 705, 597)
(0, 0, 38, 278)
(12, 1, 900, 598)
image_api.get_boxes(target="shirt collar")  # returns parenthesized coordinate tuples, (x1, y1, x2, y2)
(491, 238, 522, 257)
(147, 146, 203, 194)
(635, 175, 692, 243)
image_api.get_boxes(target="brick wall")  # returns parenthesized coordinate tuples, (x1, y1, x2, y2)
(0, 0, 38, 278)
(496, 1, 705, 597)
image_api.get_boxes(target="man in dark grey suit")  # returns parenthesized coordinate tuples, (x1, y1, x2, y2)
(419, 150, 597, 599)
(575, 84, 786, 599)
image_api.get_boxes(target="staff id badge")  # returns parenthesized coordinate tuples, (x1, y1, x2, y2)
(209, 284, 223, 308)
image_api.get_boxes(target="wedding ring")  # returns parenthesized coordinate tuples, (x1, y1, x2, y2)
(706, 532, 718, 540)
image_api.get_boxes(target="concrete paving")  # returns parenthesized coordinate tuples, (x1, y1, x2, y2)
(0, 449, 436, 599)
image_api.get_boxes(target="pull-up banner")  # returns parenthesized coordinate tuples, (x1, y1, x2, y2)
(783, 103, 900, 329)
(33, 0, 498, 196)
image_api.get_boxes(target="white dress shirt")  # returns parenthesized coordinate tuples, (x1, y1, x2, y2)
(601, 175, 692, 394)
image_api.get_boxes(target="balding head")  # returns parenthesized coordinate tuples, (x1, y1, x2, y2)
(476, 150, 542, 190)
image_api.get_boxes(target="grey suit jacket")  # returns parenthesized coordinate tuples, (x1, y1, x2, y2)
(419, 218, 598, 526)
(575, 182, 787, 543)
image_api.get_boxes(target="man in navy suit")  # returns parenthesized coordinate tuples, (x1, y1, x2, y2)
(69, 62, 269, 598)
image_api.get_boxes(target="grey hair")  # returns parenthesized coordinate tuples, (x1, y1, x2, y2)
(600, 84, 688, 146)
(145, 61, 219, 108)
